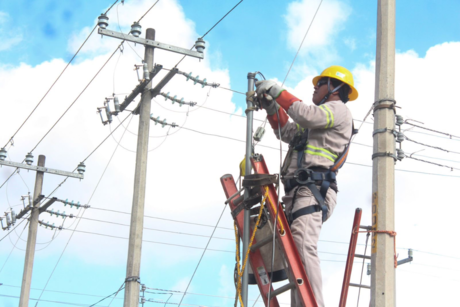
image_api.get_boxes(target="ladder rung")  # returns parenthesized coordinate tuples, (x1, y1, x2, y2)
(268, 282, 296, 300)
(355, 254, 371, 260)
(349, 283, 370, 289)
(250, 235, 273, 252)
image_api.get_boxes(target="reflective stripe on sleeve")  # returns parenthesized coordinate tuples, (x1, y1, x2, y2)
(319, 105, 334, 129)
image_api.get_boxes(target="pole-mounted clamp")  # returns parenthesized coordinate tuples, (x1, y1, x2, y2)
(372, 127, 397, 138)
(373, 99, 397, 114)
(125, 276, 141, 283)
(371, 152, 397, 161)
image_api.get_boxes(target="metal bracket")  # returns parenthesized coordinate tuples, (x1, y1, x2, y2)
(120, 64, 163, 112)
(39, 197, 58, 214)
(0, 160, 83, 179)
(373, 99, 397, 113)
(371, 152, 397, 161)
(98, 28, 204, 59)
(372, 127, 397, 137)
(125, 276, 141, 283)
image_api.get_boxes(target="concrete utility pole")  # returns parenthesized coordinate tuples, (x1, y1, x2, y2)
(124, 28, 155, 307)
(19, 155, 45, 307)
(371, 0, 396, 306)
(241, 72, 256, 306)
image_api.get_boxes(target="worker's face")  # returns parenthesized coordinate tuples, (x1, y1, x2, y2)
(312, 78, 329, 105)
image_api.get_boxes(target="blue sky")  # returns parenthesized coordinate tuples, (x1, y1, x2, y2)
(0, 0, 460, 306)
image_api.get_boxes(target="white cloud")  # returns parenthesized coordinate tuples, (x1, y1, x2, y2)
(284, 0, 351, 58)
(1, 0, 459, 306)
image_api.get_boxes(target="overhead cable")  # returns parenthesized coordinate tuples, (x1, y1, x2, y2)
(405, 120, 460, 139)
(34, 110, 133, 305)
(281, 0, 323, 86)
(405, 136, 460, 155)
(177, 206, 227, 306)
(174, 0, 244, 68)
(1, 0, 120, 149)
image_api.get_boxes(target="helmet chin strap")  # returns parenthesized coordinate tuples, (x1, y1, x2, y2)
(319, 78, 344, 105)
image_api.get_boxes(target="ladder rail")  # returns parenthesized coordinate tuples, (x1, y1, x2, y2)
(251, 156, 318, 307)
(220, 174, 281, 307)
(339, 208, 363, 307)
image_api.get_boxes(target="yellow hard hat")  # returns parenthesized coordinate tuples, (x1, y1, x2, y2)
(312, 66, 359, 101)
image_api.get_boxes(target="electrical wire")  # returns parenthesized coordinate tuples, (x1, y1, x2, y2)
(1, 0, 120, 149)
(404, 120, 460, 139)
(0, 215, 28, 243)
(0, 294, 106, 307)
(405, 136, 460, 155)
(77, 215, 234, 241)
(0, 219, 29, 274)
(33, 109, 133, 306)
(88, 282, 125, 307)
(405, 155, 460, 171)
(176, 205, 228, 306)
(177, 124, 460, 177)
(174, 0, 244, 68)
(281, 0, 323, 87)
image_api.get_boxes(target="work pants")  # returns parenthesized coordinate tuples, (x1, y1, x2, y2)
(283, 185, 337, 307)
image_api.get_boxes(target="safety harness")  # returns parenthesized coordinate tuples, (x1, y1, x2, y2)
(283, 121, 357, 226)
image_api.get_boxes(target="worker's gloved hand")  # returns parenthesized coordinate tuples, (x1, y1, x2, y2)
(255, 80, 284, 99)
(261, 95, 280, 116)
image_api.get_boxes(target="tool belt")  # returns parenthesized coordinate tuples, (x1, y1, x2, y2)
(283, 168, 338, 225)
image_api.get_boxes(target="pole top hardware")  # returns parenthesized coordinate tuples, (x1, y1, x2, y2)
(195, 38, 205, 53)
(97, 13, 109, 29)
(25, 152, 34, 165)
(0, 147, 6, 161)
(130, 21, 142, 37)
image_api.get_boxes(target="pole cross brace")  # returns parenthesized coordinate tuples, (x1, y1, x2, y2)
(98, 28, 204, 59)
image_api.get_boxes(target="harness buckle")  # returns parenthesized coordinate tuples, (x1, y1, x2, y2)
(294, 168, 314, 185)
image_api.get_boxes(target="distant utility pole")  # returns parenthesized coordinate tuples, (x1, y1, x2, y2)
(371, 0, 396, 306)
(0, 151, 84, 307)
(96, 14, 205, 307)
(123, 27, 155, 307)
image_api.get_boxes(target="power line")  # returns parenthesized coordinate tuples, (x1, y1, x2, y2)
(0, 294, 106, 307)
(405, 120, 460, 140)
(177, 206, 227, 306)
(77, 215, 235, 241)
(405, 155, 460, 171)
(174, 0, 244, 68)
(89, 282, 125, 307)
(178, 124, 460, 177)
(405, 136, 460, 155)
(1, 0, 120, 149)
(281, 0, 323, 86)
(0, 219, 29, 274)
(34, 108, 133, 305)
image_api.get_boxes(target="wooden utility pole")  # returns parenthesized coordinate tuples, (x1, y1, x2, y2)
(124, 28, 155, 307)
(371, 0, 396, 306)
(19, 155, 45, 307)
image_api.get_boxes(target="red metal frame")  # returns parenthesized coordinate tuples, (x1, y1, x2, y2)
(220, 174, 280, 307)
(250, 155, 318, 307)
(339, 208, 363, 307)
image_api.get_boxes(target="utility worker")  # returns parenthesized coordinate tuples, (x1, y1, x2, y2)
(254, 66, 358, 307)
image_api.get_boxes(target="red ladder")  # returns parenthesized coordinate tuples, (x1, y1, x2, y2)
(220, 154, 318, 307)
(339, 208, 371, 307)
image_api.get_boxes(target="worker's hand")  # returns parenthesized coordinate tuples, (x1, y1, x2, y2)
(255, 80, 284, 100)
(260, 94, 280, 116)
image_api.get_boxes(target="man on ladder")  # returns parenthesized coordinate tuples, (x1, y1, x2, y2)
(254, 66, 358, 307)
